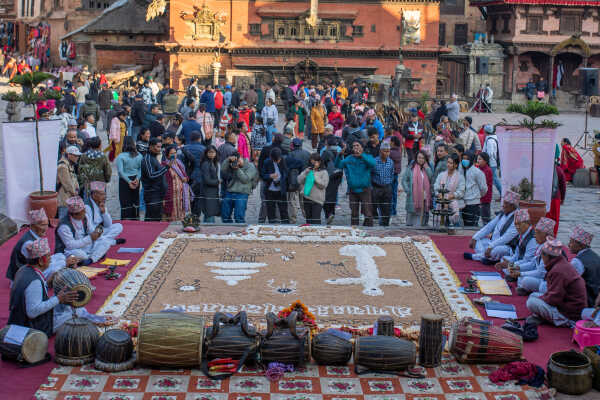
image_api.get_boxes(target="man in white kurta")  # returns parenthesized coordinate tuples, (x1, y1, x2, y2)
(56, 196, 113, 265)
(464, 190, 520, 264)
(512, 217, 556, 295)
(85, 181, 124, 244)
(495, 209, 538, 278)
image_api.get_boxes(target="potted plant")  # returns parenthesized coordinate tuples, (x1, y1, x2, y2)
(1, 91, 21, 122)
(505, 101, 560, 224)
(10, 71, 59, 219)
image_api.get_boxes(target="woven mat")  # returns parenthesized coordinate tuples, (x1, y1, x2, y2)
(98, 227, 479, 327)
(34, 354, 548, 400)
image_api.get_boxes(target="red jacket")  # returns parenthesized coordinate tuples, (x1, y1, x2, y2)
(478, 164, 493, 204)
(540, 256, 587, 321)
(214, 90, 223, 110)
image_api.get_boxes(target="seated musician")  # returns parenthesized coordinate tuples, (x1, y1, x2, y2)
(464, 190, 520, 265)
(494, 209, 537, 281)
(526, 238, 587, 328)
(568, 226, 600, 308)
(85, 181, 125, 245)
(581, 292, 600, 328)
(8, 238, 111, 335)
(6, 209, 77, 285)
(55, 196, 119, 266)
(514, 217, 556, 296)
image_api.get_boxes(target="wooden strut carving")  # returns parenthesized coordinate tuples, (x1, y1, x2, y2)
(146, 0, 167, 22)
(551, 34, 591, 57)
(180, 4, 227, 41)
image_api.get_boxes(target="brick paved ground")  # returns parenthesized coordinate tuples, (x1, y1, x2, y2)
(0, 78, 598, 253)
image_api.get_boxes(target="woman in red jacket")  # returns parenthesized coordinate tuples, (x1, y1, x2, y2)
(327, 104, 344, 136)
(477, 152, 493, 224)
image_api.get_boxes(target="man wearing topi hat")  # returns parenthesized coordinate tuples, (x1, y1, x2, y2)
(85, 181, 125, 246)
(464, 190, 520, 264)
(494, 208, 537, 279)
(568, 225, 600, 308)
(8, 238, 113, 336)
(526, 238, 587, 327)
(55, 196, 118, 266)
(514, 217, 557, 296)
(6, 209, 77, 285)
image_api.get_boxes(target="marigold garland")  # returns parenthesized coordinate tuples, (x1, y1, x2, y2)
(278, 300, 318, 334)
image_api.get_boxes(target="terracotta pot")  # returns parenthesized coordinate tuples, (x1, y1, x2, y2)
(28, 191, 58, 220)
(519, 199, 546, 226)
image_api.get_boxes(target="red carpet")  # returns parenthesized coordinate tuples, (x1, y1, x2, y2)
(0, 221, 168, 399)
(431, 235, 576, 368)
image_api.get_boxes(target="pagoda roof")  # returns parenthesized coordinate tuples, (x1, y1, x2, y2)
(470, 0, 600, 6)
(62, 0, 166, 40)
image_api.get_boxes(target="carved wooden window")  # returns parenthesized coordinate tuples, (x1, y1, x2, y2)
(439, 23, 446, 45)
(526, 16, 543, 33)
(454, 23, 468, 45)
(273, 20, 340, 41)
(249, 24, 261, 35)
(490, 15, 498, 34)
(330, 26, 337, 37)
(560, 14, 581, 34)
(352, 25, 363, 36)
(502, 15, 510, 33)
(317, 26, 325, 36)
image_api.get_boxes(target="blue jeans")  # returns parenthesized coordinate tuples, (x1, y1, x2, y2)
(391, 173, 399, 216)
(76, 103, 84, 119)
(132, 125, 142, 142)
(491, 166, 502, 196)
(139, 184, 146, 212)
(221, 191, 248, 223)
(266, 124, 275, 145)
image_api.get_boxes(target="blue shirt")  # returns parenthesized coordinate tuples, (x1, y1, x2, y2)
(372, 156, 394, 186)
(116, 152, 143, 183)
(224, 91, 232, 107)
(181, 119, 203, 145)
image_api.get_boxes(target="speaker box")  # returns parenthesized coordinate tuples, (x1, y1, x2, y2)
(580, 68, 599, 96)
(476, 57, 489, 75)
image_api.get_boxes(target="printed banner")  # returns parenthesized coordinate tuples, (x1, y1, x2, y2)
(496, 126, 557, 211)
(2, 120, 61, 223)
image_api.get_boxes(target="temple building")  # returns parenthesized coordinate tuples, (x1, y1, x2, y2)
(64, 0, 446, 95)
(470, 0, 600, 103)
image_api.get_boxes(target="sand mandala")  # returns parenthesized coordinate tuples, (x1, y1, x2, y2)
(99, 226, 479, 327)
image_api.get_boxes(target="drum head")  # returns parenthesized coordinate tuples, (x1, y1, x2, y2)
(21, 331, 48, 364)
(70, 284, 93, 308)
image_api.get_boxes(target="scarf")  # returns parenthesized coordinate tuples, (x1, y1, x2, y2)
(171, 159, 191, 213)
(412, 164, 431, 212)
(304, 170, 315, 197)
(439, 170, 460, 224)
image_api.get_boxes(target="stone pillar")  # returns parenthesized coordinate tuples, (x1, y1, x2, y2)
(549, 55, 555, 102)
(511, 53, 518, 101)
(212, 61, 221, 87)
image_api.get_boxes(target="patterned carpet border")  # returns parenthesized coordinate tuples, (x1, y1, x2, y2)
(98, 226, 479, 325)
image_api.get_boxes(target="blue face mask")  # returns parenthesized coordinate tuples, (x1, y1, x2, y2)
(461, 160, 470, 168)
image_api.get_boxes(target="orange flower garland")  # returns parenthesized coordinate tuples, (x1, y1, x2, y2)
(278, 300, 318, 334)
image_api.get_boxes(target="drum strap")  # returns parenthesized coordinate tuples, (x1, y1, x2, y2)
(354, 364, 425, 379)
(202, 347, 252, 381)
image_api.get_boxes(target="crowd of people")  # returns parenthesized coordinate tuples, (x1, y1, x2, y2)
(25, 72, 589, 231)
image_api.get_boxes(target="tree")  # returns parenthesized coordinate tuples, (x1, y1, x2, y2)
(505, 101, 560, 201)
(10, 71, 57, 194)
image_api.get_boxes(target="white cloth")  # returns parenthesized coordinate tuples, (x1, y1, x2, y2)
(20, 230, 68, 280)
(502, 227, 538, 271)
(24, 279, 59, 321)
(85, 200, 123, 242)
(471, 211, 518, 261)
(56, 217, 112, 262)
(527, 292, 573, 327)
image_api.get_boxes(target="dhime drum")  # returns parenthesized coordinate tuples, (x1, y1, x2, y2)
(137, 312, 205, 368)
(354, 335, 417, 374)
(311, 332, 353, 365)
(449, 318, 522, 364)
(260, 312, 310, 366)
(418, 314, 444, 368)
(52, 268, 93, 308)
(0, 325, 48, 364)
(205, 312, 259, 362)
(95, 329, 135, 372)
(55, 317, 100, 366)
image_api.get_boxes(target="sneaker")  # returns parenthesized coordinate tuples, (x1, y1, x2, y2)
(481, 257, 495, 265)
(79, 258, 94, 266)
(522, 321, 539, 342)
(525, 315, 544, 326)
(516, 287, 530, 296)
(505, 275, 517, 283)
(501, 320, 523, 336)
(463, 252, 473, 260)
(116, 238, 126, 245)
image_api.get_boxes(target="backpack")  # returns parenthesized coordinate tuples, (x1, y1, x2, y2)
(487, 136, 501, 169)
(181, 147, 196, 181)
(287, 168, 300, 192)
